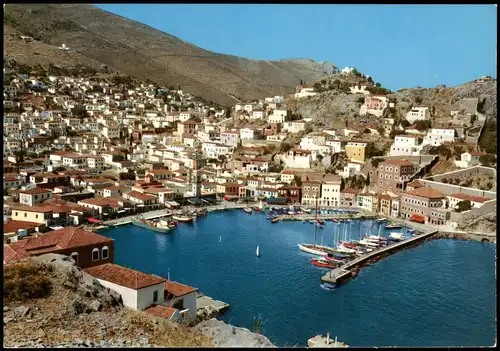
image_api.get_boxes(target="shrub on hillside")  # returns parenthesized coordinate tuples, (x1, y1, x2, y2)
(4, 261, 53, 302)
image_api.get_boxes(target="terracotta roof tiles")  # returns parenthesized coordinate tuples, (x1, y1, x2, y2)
(84, 264, 166, 290)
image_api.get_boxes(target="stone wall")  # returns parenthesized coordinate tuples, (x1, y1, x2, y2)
(448, 199, 496, 224)
(417, 179, 496, 198)
(425, 166, 496, 182)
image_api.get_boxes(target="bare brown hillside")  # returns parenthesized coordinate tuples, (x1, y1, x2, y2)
(4, 4, 336, 105)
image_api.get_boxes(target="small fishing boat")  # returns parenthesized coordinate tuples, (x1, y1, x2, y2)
(320, 282, 337, 291)
(388, 232, 406, 242)
(172, 215, 195, 223)
(271, 217, 280, 223)
(336, 244, 356, 254)
(377, 217, 388, 222)
(243, 207, 252, 214)
(358, 238, 380, 248)
(253, 206, 262, 212)
(408, 229, 416, 233)
(316, 223, 324, 229)
(288, 211, 296, 215)
(385, 223, 402, 229)
(311, 258, 339, 268)
(303, 208, 312, 214)
(132, 219, 172, 233)
(317, 219, 325, 225)
(256, 246, 260, 257)
(323, 253, 344, 263)
(356, 249, 365, 255)
(338, 240, 357, 249)
(331, 218, 339, 223)
(367, 235, 388, 242)
(298, 243, 338, 256)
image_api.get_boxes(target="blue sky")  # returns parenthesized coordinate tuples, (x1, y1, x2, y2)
(95, 4, 496, 90)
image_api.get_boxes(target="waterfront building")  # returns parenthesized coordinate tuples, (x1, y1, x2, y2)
(277, 185, 301, 204)
(301, 180, 321, 206)
(340, 188, 359, 208)
(399, 188, 449, 225)
(84, 263, 166, 311)
(164, 280, 199, 323)
(4, 226, 114, 269)
(320, 175, 341, 207)
(376, 159, 415, 194)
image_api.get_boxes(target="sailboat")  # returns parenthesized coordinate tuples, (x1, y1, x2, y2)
(299, 190, 339, 256)
(256, 246, 260, 257)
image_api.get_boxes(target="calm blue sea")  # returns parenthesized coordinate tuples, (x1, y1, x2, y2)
(98, 210, 496, 347)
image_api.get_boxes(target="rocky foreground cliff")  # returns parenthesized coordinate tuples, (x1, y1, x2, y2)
(3, 254, 274, 348)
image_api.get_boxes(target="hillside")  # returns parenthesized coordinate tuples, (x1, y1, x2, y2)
(287, 73, 497, 129)
(3, 254, 274, 348)
(3, 4, 336, 106)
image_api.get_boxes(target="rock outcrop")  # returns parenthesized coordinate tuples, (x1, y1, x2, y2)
(191, 318, 275, 348)
(3, 254, 274, 348)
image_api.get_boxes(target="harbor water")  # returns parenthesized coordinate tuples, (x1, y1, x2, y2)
(98, 210, 496, 347)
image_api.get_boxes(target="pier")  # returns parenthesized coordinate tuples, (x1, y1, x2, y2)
(196, 293, 230, 324)
(276, 213, 376, 222)
(321, 229, 439, 285)
(308, 334, 349, 348)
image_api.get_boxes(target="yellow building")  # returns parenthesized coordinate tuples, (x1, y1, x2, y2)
(345, 145, 366, 163)
(11, 204, 53, 224)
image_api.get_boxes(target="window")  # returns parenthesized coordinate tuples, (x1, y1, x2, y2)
(25, 213, 27, 218)
(153, 290, 159, 303)
(102, 246, 109, 260)
(92, 248, 100, 261)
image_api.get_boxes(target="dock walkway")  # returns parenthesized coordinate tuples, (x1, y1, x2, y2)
(321, 229, 438, 285)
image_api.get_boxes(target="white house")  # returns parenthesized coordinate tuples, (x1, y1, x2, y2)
(281, 150, 313, 169)
(83, 263, 166, 311)
(294, 86, 317, 99)
(454, 151, 488, 168)
(446, 193, 491, 210)
(283, 120, 306, 134)
(389, 135, 424, 156)
(163, 280, 198, 323)
(251, 110, 265, 119)
(349, 83, 371, 95)
(342, 161, 363, 178)
(18, 187, 53, 206)
(240, 128, 262, 140)
(422, 128, 456, 146)
(320, 175, 342, 207)
(268, 109, 291, 124)
(406, 106, 430, 123)
(265, 96, 284, 103)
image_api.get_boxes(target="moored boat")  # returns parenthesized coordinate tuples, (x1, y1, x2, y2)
(243, 207, 252, 214)
(338, 240, 357, 249)
(388, 232, 406, 242)
(320, 282, 337, 291)
(385, 223, 402, 229)
(317, 219, 325, 225)
(172, 215, 195, 223)
(271, 217, 280, 223)
(312, 258, 339, 268)
(132, 219, 172, 233)
(323, 253, 345, 263)
(253, 206, 262, 212)
(377, 217, 388, 222)
(303, 208, 312, 214)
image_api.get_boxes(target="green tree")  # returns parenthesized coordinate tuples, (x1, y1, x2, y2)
(414, 119, 431, 131)
(479, 154, 496, 167)
(293, 175, 302, 187)
(455, 200, 472, 213)
(371, 158, 385, 168)
(400, 119, 411, 128)
(415, 96, 423, 104)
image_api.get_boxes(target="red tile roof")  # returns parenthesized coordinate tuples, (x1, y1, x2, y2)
(404, 187, 445, 199)
(164, 280, 198, 297)
(19, 187, 52, 195)
(3, 220, 41, 234)
(84, 264, 166, 290)
(381, 159, 414, 166)
(4, 227, 113, 263)
(447, 193, 491, 203)
(145, 305, 178, 319)
(126, 190, 157, 201)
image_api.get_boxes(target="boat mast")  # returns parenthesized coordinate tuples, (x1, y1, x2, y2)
(313, 187, 319, 247)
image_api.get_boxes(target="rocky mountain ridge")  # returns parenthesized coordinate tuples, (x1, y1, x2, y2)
(4, 4, 336, 106)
